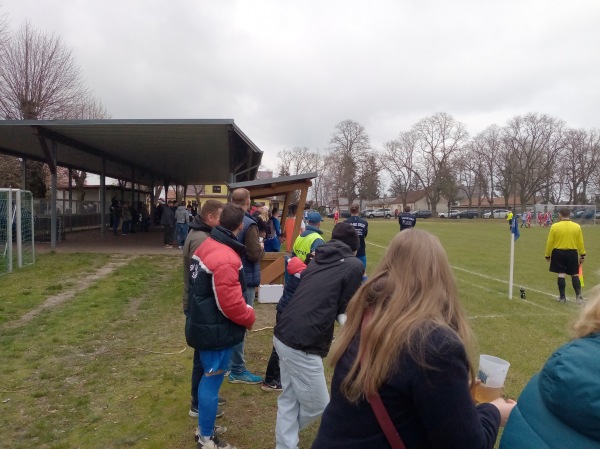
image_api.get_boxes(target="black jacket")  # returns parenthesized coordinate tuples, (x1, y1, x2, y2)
(274, 239, 364, 357)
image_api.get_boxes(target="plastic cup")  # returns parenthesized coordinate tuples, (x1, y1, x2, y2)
(475, 354, 510, 403)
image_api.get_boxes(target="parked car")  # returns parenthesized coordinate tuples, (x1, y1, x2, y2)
(367, 208, 392, 219)
(482, 209, 509, 219)
(326, 209, 351, 219)
(438, 209, 459, 218)
(573, 209, 595, 219)
(455, 209, 479, 219)
(413, 209, 432, 218)
(361, 209, 374, 218)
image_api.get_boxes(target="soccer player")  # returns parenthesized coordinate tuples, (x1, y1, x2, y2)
(344, 204, 369, 269)
(544, 207, 586, 303)
(399, 205, 416, 231)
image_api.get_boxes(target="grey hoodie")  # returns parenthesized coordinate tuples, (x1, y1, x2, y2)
(175, 205, 189, 224)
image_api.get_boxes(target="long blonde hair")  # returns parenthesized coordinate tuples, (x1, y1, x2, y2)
(572, 286, 600, 339)
(329, 228, 475, 403)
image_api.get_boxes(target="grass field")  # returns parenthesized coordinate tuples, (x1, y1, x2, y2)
(1, 219, 597, 449)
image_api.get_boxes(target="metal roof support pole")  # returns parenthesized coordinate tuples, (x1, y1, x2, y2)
(163, 181, 169, 202)
(6, 187, 12, 273)
(49, 141, 57, 249)
(100, 158, 106, 234)
(149, 177, 155, 217)
(21, 158, 27, 190)
(68, 167, 73, 231)
(294, 186, 309, 245)
(130, 167, 135, 206)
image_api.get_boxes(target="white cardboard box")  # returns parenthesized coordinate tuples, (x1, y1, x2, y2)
(258, 284, 284, 304)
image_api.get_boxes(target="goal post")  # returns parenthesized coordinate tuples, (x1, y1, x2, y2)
(1, 188, 35, 275)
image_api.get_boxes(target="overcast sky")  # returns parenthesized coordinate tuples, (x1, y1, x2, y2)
(3, 0, 600, 173)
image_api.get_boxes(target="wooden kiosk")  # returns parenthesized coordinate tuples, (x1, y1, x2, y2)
(227, 173, 317, 285)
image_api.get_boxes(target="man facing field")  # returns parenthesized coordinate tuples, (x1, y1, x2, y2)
(544, 208, 586, 303)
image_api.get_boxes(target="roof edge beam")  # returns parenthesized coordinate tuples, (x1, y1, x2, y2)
(32, 125, 162, 183)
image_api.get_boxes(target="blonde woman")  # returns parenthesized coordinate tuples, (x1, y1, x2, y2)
(499, 290, 600, 449)
(311, 229, 515, 449)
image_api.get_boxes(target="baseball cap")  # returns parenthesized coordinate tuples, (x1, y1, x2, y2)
(307, 212, 322, 223)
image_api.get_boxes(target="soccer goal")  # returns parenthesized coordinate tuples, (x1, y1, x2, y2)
(532, 204, 597, 226)
(0, 188, 35, 275)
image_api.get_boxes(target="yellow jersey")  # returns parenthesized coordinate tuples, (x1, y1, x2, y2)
(544, 219, 586, 257)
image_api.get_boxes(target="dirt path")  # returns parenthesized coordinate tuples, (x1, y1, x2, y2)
(2, 254, 137, 330)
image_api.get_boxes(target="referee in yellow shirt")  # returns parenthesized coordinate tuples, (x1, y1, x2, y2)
(544, 208, 586, 303)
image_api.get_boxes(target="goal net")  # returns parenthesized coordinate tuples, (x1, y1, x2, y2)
(1, 189, 35, 275)
(531, 204, 597, 226)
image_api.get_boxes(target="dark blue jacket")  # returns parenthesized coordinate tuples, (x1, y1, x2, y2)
(399, 212, 416, 230)
(312, 326, 501, 449)
(237, 213, 261, 287)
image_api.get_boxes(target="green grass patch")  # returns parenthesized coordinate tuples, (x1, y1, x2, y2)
(1, 220, 598, 448)
(0, 252, 111, 326)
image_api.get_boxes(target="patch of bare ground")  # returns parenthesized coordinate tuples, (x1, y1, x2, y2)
(2, 255, 138, 330)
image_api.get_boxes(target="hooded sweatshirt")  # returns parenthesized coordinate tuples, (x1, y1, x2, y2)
(175, 205, 189, 224)
(274, 239, 364, 357)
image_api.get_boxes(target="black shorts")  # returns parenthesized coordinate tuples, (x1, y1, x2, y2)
(549, 249, 579, 275)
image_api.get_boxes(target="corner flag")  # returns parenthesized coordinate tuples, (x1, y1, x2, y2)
(511, 217, 520, 241)
(508, 217, 519, 299)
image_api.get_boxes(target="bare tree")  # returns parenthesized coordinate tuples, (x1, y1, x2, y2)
(0, 154, 21, 188)
(412, 112, 469, 214)
(472, 125, 502, 211)
(0, 7, 8, 48)
(502, 113, 565, 210)
(381, 130, 419, 208)
(328, 119, 372, 205)
(276, 146, 319, 177)
(0, 21, 88, 119)
(561, 128, 600, 204)
(455, 145, 482, 208)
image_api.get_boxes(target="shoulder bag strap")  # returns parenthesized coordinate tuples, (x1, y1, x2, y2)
(361, 310, 407, 449)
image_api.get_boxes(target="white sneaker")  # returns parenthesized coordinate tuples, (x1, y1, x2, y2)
(195, 426, 227, 442)
(197, 434, 237, 449)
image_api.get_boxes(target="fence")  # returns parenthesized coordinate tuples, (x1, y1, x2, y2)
(0, 189, 35, 276)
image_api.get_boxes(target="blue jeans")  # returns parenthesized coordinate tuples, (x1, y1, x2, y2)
(357, 255, 367, 269)
(176, 222, 188, 246)
(274, 336, 329, 449)
(198, 348, 233, 437)
(230, 285, 255, 374)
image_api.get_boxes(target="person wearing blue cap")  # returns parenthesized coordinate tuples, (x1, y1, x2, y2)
(292, 211, 325, 262)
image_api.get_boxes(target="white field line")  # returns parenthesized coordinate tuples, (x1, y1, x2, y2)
(327, 229, 568, 311)
(469, 313, 565, 319)
(456, 275, 566, 314)
(361, 234, 566, 312)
